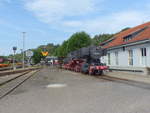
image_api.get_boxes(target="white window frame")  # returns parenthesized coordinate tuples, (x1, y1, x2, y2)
(128, 50, 133, 66)
(108, 53, 111, 65)
(140, 48, 147, 66)
(141, 48, 147, 57)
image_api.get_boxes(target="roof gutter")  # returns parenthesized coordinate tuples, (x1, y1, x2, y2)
(107, 39, 150, 51)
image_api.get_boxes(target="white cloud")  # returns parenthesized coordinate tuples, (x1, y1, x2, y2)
(24, 0, 150, 35)
(25, 0, 97, 23)
(63, 21, 82, 27)
(61, 10, 150, 35)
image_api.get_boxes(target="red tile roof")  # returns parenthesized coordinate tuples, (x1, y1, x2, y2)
(101, 21, 150, 48)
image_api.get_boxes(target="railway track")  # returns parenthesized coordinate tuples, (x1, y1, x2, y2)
(0, 67, 40, 77)
(0, 69, 40, 100)
(0, 66, 22, 71)
(0, 67, 13, 71)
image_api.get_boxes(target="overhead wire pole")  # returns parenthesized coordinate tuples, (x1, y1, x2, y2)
(22, 32, 26, 69)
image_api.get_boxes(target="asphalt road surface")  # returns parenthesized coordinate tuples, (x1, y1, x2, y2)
(0, 67, 150, 113)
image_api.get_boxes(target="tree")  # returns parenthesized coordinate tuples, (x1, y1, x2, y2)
(120, 27, 130, 32)
(92, 34, 114, 46)
(92, 28, 130, 46)
(54, 31, 92, 57)
(32, 48, 44, 64)
(54, 41, 69, 57)
(67, 31, 91, 53)
(38, 43, 59, 56)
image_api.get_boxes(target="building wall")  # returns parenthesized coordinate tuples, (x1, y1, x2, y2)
(101, 42, 150, 68)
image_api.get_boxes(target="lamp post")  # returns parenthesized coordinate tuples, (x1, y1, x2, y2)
(22, 32, 26, 69)
(13, 46, 17, 70)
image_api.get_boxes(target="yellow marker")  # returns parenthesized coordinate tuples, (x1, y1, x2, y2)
(41, 51, 49, 56)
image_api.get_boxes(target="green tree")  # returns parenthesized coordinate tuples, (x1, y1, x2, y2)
(92, 34, 114, 45)
(32, 48, 44, 64)
(54, 41, 69, 57)
(46, 43, 59, 56)
(67, 31, 91, 53)
(38, 43, 59, 56)
(120, 27, 130, 32)
(54, 31, 91, 57)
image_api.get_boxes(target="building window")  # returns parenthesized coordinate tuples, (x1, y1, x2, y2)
(123, 27, 148, 42)
(115, 52, 119, 65)
(141, 48, 147, 66)
(122, 47, 125, 51)
(108, 53, 111, 65)
(128, 50, 133, 66)
(141, 48, 147, 56)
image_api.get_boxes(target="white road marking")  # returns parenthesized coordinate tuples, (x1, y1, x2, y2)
(46, 84, 67, 88)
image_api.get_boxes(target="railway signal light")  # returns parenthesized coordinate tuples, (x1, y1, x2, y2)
(12, 46, 17, 70)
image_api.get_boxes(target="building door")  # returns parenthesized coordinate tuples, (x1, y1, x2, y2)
(141, 48, 147, 66)
(128, 50, 133, 66)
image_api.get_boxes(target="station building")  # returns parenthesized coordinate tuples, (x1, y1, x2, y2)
(100, 22, 150, 75)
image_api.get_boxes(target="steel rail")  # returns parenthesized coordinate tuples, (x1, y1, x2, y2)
(0, 70, 40, 100)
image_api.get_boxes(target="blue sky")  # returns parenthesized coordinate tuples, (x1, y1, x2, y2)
(0, 0, 150, 55)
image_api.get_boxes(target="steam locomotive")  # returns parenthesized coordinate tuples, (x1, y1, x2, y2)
(62, 45, 108, 75)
